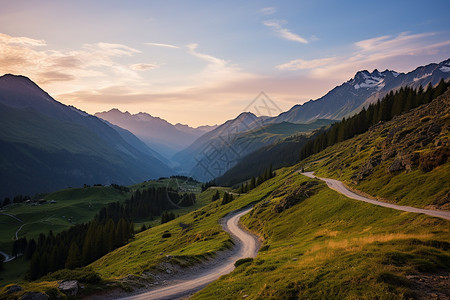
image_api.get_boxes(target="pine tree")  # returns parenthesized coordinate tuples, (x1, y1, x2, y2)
(212, 190, 220, 201)
(250, 177, 256, 189)
(25, 238, 36, 260)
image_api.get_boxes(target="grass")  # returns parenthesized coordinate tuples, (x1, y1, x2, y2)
(87, 168, 291, 280)
(2, 164, 448, 299)
(193, 173, 449, 299)
(0, 177, 204, 288)
(300, 106, 450, 209)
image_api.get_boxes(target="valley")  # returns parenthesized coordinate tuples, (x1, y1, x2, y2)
(0, 54, 449, 299)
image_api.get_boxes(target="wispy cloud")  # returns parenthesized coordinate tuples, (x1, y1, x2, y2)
(0, 33, 46, 46)
(130, 63, 159, 70)
(277, 32, 450, 80)
(145, 42, 179, 49)
(277, 57, 337, 70)
(186, 43, 226, 66)
(259, 7, 276, 15)
(263, 19, 308, 44)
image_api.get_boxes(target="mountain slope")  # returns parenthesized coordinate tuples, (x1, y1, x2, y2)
(274, 58, 450, 123)
(95, 109, 217, 158)
(0, 74, 172, 198)
(302, 88, 449, 209)
(172, 114, 330, 181)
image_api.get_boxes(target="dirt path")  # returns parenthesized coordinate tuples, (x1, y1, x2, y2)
(118, 207, 259, 300)
(302, 172, 450, 221)
(0, 212, 23, 223)
(0, 250, 14, 262)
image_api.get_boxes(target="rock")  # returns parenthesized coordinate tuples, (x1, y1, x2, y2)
(428, 123, 441, 134)
(274, 181, 319, 213)
(7, 285, 23, 294)
(58, 280, 79, 296)
(20, 292, 49, 300)
(388, 158, 404, 173)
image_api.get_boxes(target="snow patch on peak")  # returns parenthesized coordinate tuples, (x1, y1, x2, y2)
(354, 75, 385, 90)
(439, 66, 450, 73)
(413, 73, 432, 81)
(391, 71, 400, 77)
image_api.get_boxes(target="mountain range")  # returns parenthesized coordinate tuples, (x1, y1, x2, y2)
(95, 109, 217, 159)
(169, 59, 450, 180)
(0, 74, 172, 198)
(0, 59, 448, 197)
(271, 58, 450, 123)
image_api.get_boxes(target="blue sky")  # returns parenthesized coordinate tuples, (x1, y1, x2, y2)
(0, 0, 449, 126)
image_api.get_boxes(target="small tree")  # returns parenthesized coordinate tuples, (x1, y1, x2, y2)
(212, 190, 220, 201)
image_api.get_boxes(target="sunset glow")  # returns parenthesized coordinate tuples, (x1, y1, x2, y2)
(1, 0, 449, 126)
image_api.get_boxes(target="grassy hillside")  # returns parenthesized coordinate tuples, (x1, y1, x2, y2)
(3, 164, 448, 299)
(301, 90, 449, 209)
(87, 172, 289, 280)
(194, 174, 449, 299)
(0, 177, 203, 287)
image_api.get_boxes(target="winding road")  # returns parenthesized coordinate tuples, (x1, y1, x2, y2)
(119, 207, 259, 300)
(302, 172, 450, 221)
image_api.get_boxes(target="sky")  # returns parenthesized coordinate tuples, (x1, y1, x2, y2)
(1, 0, 449, 126)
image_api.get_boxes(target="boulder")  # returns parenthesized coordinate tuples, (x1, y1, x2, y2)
(7, 285, 22, 294)
(58, 280, 79, 296)
(388, 158, 404, 173)
(20, 292, 49, 300)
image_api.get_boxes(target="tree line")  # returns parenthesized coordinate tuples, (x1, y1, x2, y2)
(237, 165, 275, 193)
(299, 80, 449, 161)
(13, 186, 196, 280)
(24, 216, 133, 280)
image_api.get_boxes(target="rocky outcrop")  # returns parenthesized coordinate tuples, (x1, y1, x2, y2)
(58, 280, 79, 296)
(6, 285, 22, 294)
(274, 181, 319, 213)
(20, 292, 49, 300)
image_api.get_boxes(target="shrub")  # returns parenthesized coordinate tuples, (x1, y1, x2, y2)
(234, 257, 253, 267)
(419, 146, 449, 172)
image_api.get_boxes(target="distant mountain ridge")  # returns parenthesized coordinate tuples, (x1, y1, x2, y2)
(273, 58, 450, 123)
(95, 109, 217, 158)
(172, 111, 332, 181)
(0, 74, 172, 198)
(172, 59, 449, 181)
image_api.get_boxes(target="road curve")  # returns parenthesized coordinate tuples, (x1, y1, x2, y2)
(119, 207, 259, 300)
(302, 172, 450, 221)
(0, 250, 14, 262)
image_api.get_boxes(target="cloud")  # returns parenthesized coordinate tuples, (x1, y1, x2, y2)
(263, 19, 308, 44)
(84, 42, 141, 56)
(186, 43, 227, 66)
(0, 33, 46, 46)
(277, 57, 337, 70)
(130, 63, 159, 70)
(277, 32, 450, 80)
(37, 71, 76, 83)
(259, 7, 276, 15)
(0, 33, 144, 85)
(145, 42, 179, 49)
